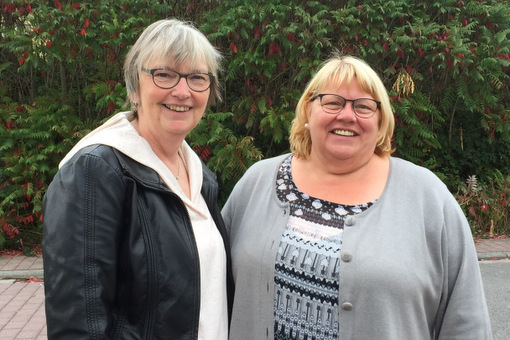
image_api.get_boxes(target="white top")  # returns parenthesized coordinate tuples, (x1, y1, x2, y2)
(61, 111, 228, 340)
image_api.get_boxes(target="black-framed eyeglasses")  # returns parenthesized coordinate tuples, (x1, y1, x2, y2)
(312, 93, 381, 118)
(142, 67, 214, 92)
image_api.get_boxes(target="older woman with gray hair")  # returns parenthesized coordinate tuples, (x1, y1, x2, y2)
(43, 19, 233, 339)
(222, 53, 492, 339)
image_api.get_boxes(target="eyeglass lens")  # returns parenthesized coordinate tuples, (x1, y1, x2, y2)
(152, 69, 211, 92)
(320, 94, 378, 117)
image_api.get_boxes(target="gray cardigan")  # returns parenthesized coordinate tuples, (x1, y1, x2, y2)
(222, 154, 492, 340)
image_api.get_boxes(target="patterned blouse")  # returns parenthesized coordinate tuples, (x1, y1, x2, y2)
(274, 155, 374, 340)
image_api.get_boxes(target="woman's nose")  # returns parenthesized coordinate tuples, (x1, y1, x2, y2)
(171, 77, 191, 97)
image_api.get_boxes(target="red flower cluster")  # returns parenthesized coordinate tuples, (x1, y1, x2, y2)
(269, 42, 280, 56)
(4, 4, 16, 12)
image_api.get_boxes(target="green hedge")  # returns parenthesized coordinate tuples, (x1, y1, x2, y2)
(1, 0, 509, 250)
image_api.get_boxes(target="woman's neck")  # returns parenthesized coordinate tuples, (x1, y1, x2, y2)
(291, 153, 390, 205)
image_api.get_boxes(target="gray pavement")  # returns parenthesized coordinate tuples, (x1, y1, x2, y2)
(1, 237, 509, 339)
(479, 260, 510, 340)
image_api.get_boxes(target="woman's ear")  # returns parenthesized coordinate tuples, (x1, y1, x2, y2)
(305, 99, 312, 121)
(131, 93, 140, 106)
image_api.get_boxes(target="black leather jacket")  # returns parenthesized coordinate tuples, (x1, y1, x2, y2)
(43, 145, 234, 339)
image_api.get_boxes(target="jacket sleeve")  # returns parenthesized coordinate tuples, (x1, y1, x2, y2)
(43, 147, 126, 339)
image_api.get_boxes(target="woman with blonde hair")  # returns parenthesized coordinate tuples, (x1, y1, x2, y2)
(222, 53, 491, 339)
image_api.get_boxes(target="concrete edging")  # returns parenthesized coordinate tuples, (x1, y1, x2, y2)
(0, 269, 44, 280)
(478, 252, 510, 261)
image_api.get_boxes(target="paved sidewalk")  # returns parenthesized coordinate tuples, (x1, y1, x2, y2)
(0, 256, 45, 340)
(475, 237, 510, 261)
(1, 237, 509, 339)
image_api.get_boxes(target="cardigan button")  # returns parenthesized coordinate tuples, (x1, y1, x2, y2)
(341, 302, 353, 311)
(344, 216, 355, 227)
(341, 251, 352, 262)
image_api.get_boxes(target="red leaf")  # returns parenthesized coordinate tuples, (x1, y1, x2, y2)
(84, 18, 90, 28)
(107, 101, 115, 114)
(80, 29, 86, 36)
(1, 221, 19, 238)
(19, 52, 27, 66)
(229, 42, 238, 54)
(54, 0, 62, 10)
(24, 276, 43, 283)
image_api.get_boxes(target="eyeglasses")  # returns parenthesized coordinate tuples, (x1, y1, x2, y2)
(142, 67, 214, 92)
(312, 93, 381, 119)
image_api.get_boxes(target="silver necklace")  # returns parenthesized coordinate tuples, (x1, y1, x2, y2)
(175, 157, 181, 181)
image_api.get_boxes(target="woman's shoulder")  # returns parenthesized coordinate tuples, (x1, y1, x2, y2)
(391, 157, 443, 182)
(389, 157, 451, 196)
(243, 153, 290, 177)
(230, 154, 289, 194)
(62, 144, 119, 167)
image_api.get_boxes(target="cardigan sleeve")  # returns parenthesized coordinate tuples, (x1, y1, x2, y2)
(434, 193, 493, 339)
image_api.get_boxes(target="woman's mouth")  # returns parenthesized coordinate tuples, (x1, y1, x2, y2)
(164, 104, 190, 112)
(332, 129, 356, 136)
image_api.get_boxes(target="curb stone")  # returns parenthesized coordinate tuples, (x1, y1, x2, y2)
(0, 269, 44, 280)
(478, 252, 510, 261)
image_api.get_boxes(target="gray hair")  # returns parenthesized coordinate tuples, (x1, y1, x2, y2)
(124, 19, 222, 107)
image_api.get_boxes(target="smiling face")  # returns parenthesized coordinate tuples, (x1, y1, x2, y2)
(306, 77, 380, 169)
(133, 59, 210, 142)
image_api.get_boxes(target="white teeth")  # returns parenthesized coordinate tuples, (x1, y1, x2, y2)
(164, 104, 190, 112)
(332, 129, 355, 136)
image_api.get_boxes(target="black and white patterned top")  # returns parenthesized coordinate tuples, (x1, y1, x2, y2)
(274, 155, 374, 340)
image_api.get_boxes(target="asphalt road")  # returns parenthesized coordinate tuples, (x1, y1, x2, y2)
(479, 260, 510, 340)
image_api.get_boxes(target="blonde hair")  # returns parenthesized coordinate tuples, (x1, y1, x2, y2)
(289, 53, 395, 158)
(124, 19, 222, 107)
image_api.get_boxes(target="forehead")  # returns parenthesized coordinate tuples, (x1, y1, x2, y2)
(147, 56, 208, 72)
(320, 75, 377, 97)
(319, 77, 357, 92)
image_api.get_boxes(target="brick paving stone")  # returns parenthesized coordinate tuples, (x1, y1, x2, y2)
(0, 256, 43, 272)
(0, 257, 23, 271)
(0, 282, 46, 340)
(475, 237, 510, 255)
